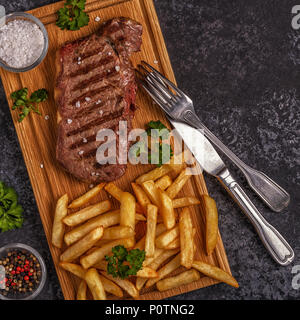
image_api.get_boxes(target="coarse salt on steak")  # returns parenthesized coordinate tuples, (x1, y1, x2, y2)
(55, 17, 142, 183)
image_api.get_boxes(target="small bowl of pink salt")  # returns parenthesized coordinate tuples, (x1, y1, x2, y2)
(0, 12, 49, 73)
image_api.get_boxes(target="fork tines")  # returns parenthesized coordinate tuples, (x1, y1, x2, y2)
(135, 61, 184, 115)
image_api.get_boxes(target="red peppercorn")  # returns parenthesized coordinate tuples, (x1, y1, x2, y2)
(25, 260, 29, 265)
(21, 268, 24, 272)
(16, 271, 20, 274)
(24, 276, 29, 281)
(16, 266, 21, 271)
(28, 272, 32, 276)
(11, 270, 16, 275)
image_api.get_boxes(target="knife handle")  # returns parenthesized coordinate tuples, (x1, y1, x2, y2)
(217, 168, 294, 266)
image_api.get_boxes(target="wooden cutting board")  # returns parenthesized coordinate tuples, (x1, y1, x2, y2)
(0, 0, 232, 300)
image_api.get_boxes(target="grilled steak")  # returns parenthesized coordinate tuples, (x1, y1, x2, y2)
(55, 17, 142, 182)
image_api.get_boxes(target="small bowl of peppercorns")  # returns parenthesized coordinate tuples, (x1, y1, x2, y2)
(0, 243, 47, 300)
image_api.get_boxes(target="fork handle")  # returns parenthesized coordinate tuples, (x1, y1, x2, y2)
(183, 110, 290, 212)
(218, 168, 294, 266)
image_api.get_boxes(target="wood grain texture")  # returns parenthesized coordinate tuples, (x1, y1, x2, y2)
(0, 0, 232, 300)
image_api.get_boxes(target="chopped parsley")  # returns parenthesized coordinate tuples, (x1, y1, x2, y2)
(105, 245, 145, 279)
(11, 88, 48, 122)
(131, 120, 173, 167)
(56, 0, 90, 31)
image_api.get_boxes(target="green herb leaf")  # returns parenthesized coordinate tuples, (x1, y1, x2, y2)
(0, 181, 24, 232)
(11, 88, 48, 122)
(56, 0, 90, 31)
(105, 245, 145, 279)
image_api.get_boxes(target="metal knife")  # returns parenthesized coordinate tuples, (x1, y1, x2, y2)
(171, 120, 294, 266)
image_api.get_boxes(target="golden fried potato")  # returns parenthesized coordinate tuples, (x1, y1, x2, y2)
(179, 208, 194, 268)
(192, 261, 239, 288)
(85, 268, 106, 300)
(64, 210, 120, 246)
(156, 269, 200, 292)
(202, 195, 219, 255)
(52, 194, 68, 249)
(155, 226, 179, 249)
(68, 183, 105, 209)
(145, 204, 158, 258)
(59, 262, 86, 279)
(77, 280, 87, 300)
(159, 189, 176, 229)
(172, 196, 200, 208)
(145, 253, 181, 288)
(100, 271, 139, 299)
(80, 238, 134, 269)
(63, 200, 111, 227)
(60, 227, 103, 262)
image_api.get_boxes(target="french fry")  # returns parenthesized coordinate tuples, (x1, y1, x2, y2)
(68, 183, 105, 209)
(172, 196, 200, 209)
(135, 213, 147, 222)
(141, 180, 160, 206)
(134, 223, 167, 250)
(155, 175, 172, 190)
(156, 269, 200, 292)
(80, 238, 135, 269)
(85, 268, 106, 300)
(136, 248, 179, 290)
(77, 280, 87, 300)
(63, 200, 111, 227)
(100, 271, 139, 299)
(202, 195, 219, 255)
(102, 226, 135, 240)
(104, 182, 123, 201)
(159, 189, 176, 229)
(136, 165, 173, 185)
(99, 275, 123, 297)
(94, 260, 107, 271)
(84, 246, 100, 257)
(52, 194, 68, 249)
(143, 248, 164, 267)
(94, 239, 115, 247)
(120, 192, 136, 244)
(164, 237, 180, 249)
(166, 167, 192, 199)
(59, 262, 86, 279)
(136, 267, 158, 278)
(155, 226, 179, 249)
(131, 182, 151, 214)
(168, 152, 186, 175)
(145, 253, 181, 288)
(60, 227, 103, 262)
(64, 210, 120, 246)
(145, 204, 158, 257)
(192, 260, 239, 288)
(179, 208, 194, 268)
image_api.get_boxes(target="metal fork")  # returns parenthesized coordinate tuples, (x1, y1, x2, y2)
(137, 61, 290, 212)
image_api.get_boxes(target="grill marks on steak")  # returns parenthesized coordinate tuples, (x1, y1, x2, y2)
(56, 18, 142, 182)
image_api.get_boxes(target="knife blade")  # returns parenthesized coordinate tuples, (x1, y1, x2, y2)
(170, 119, 294, 266)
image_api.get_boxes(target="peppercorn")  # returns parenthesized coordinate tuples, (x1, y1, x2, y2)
(0, 249, 42, 298)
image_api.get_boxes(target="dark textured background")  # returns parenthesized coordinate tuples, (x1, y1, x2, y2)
(0, 0, 299, 300)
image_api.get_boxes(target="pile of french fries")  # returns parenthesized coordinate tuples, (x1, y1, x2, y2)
(52, 154, 238, 300)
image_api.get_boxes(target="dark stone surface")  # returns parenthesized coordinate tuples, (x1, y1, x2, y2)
(0, 0, 299, 300)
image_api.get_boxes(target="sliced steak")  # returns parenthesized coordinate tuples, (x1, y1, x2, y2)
(55, 17, 142, 182)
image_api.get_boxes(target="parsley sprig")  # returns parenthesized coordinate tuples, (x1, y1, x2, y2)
(0, 181, 24, 232)
(105, 245, 145, 279)
(56, 0, 90, 31)
(132, 120, 173, 167)
(11, 88, 48, 122)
